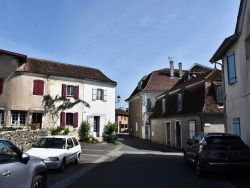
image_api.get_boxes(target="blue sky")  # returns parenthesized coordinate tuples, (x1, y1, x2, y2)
(0, 0, 240, 108)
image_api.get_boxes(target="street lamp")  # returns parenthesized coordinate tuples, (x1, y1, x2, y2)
(116, 95, 121, 103)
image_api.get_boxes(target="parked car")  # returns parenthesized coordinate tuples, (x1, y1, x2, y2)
(184, 132, 250, 177)
(26, 135, 81, 173)
(0, 138, 47, 188)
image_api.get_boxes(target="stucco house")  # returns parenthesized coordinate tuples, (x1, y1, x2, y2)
(126, 60, 183, 140)
(210, 0, 250, 146)
(0, 49, 117, 138)
(115, 108, 129, 133)
(150, 65, 224, 149)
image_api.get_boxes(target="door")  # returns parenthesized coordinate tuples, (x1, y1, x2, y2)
(94, 116, 100, 137)
(166, 122, 171, 146)
(32, 113, 42, 129)
(175, 121, 181, 148)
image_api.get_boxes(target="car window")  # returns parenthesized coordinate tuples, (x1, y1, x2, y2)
(72, 137, 79, 146)
(0, 141, 20, 163)
(191, 134, 204, 144)
(67, 138, 74, 148)
(206, 136, 245, 145)
(35, 138, 65, 149)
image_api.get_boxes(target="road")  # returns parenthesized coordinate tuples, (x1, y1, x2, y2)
(48, 134, 250, 188)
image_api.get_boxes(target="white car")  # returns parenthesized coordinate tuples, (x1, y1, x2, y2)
(27, 135, 81, 173)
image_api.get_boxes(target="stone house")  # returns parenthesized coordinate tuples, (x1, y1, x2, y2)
(115, 108, 129, 133)
(0, 49, 117, 138)
(210, 0, 250, 146)
(126, 60, 183, 140)
(150, 66, 224, 149)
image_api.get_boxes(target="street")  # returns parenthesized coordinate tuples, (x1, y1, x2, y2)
(48, 134, 250, 188)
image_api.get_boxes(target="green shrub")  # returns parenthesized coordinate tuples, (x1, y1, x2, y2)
(79, 121, 91, 142)
(51, 126, 69, 135)
(103, 122, 119, 144)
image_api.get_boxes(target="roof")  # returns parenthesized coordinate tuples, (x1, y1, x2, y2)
(16, 57, 117, 85)
(126, 68, 182, 101)
(209, 0, 245, 62)
(115, 108, 129, 116)
(150, 69, 223, 118)
(0, 49, 27, 62)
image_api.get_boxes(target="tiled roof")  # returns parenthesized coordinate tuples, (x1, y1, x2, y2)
(16, 57, 116, 85)
(127, 68, 182, 100)
(150, 68, 223, 118)
(115, 108, 129, 116)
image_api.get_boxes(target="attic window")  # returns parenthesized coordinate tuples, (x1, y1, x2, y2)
(177, 93, 182, 112)
(162, 98, 166, 113)
(138, 81, 143, 90)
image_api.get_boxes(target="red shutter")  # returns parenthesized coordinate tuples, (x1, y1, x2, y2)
(39, 80, 44, 95)
(0, 77, 4, 94)
(62, 84, 67, 98)
(73, 112, 78, 128)
(74, 85, 79, 99)
(33, 80, 44, 95)
(61, 112, 66, 126)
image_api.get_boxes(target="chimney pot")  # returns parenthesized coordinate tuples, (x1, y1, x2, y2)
(170, 60, 174, 77)
(178, 62, 183, 78)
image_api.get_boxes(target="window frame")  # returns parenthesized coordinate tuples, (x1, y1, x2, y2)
(233, 117, 241, 136)
(33, 80, 44, 96)
(11, 111, 27, 126)
(189, 120, 196, 139)
(0, 77, 4, 94)
(0, 111, 4, 125)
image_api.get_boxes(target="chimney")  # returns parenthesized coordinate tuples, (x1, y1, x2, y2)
(178, 62, 182, 78)
(170, 60, 174, 77)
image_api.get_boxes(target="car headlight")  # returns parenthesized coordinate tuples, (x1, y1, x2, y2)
(47, 157, 60, 161)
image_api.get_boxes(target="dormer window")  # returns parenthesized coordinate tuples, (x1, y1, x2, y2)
(177, 93, 182, 112)
(216, 86, 224, 106)
(162, 98, 166, 113)
(138, 81, 143, 90)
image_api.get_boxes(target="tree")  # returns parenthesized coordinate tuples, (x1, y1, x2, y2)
(42, 94, 90, 127)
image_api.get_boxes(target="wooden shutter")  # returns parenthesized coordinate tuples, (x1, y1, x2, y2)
(33, 80, 44, 95)
(227, 52, 237, 84)
(0, 77, 4, 94)
(92, 88, 97, 101)
(73, 112, 78, 128)
(74, 85, 79, 99)
(61, 112, 66, 126)
(103, 90, 107, 102)
(62, 84, 67, 98)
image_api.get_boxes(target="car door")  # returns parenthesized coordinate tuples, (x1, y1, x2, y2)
(66, 138, 75, 163)
(0, 141, 29, 188)
(189, 134, 204, 162)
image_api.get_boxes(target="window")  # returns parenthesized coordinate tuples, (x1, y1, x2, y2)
(162, 98, 166, 113)
(0, 77, 4, 94)
(62, 84, 79, 99)
(94, 116, 100, 132)
(67, 138, 73, 148)
(227, 52, 237, 85)
(0, 111, 4, 125)
(177, 93, 182, 111)
(92, 88, 107, 102)
(72, 137, 79, 146)
(11, 111, 26, 126)
(189, 121, 196, 138)
(147, 98, 152, 112)
(61, 112, 78, 127)
(33, 80, 44, 95)
(233, 117, 241, 136)
(245, 35, 250, 60)
(216, 86, 224, 106)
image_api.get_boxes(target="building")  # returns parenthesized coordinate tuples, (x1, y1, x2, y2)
(126, 60, 183, 140)
(150, 65, 224, 148)
(115, 108, 129, 133)
(210, 0, 250, 146)
(0, 49, 117, 138)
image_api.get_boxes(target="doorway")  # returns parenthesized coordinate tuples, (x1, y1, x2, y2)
(32, 113, 42, 129)
(94, 116, 100, 137)
(175, 121, 181, 148)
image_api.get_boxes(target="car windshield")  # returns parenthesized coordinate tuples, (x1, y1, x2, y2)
(206, 136, 245, 145)
(33, 138, 65, 149)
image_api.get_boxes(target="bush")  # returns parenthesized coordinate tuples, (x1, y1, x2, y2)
(51, 126, 69, 135)
(103, 122, 119, 144)
(79, 121, 91, 142)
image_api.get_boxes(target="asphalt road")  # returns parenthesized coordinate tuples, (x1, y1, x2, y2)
(48, 134, 250, 188)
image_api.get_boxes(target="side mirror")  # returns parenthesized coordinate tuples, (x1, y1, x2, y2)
(22, 153, 30, 164)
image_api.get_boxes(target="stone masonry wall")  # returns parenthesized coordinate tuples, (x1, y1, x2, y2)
(0, 128, 51, 152)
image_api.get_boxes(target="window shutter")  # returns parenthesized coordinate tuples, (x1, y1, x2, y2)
(103, 90, 107, 102)
(74, 85, 79, 99)
(73, 112, 78, 128)
(33, 80, 44, 95)
(62, 84, 67, 98)
(227, 52, 237, 85)
(92, 88, 97, 101)
(0, 77, 4, 94)
(61, 112, 66, 126)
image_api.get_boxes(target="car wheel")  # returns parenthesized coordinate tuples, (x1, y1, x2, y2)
(32, 175, 47, 188)
(58, 159, 66, 173)
(74, 154, 80, 164)
(195, 159, 205, 178)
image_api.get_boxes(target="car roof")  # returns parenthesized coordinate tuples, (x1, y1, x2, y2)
(42, 135, 75, 139)
(200, 132, 239, 137)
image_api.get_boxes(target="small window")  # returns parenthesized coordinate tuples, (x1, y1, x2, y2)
(72, 137, 79, 146)
(33, 80, 44, 95)
(189, 121, 196, 138)
(67, 138, 74, 148)
(162, 98, 166, 113)
(227, 52, 237, 85)
(177, 93, 182, 111)
(233, 117, 241, 136)
(66, 113, 73, 126)
(147, 98, 152, 112)
(0, 111, 4, 125)
(96, 89, 103, 100)
(216, 86, 224, 106)
(67, 85, 74, 97)
(11, 111, 26, 126)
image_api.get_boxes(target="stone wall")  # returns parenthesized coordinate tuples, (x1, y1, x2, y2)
(0, 128, 51, 152)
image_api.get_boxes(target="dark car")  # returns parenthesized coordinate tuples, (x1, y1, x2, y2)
(0, 138, 47, 188)
(184, 132, 250, 177)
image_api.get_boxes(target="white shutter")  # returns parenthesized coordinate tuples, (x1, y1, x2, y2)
(103, 90, 107, 102)
(92, 88, 97, 101)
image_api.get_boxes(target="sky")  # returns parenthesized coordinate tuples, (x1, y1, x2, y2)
(0, 0, 240, 109)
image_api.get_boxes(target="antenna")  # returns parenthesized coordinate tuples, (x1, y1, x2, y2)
(168, 56, 176, 61)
